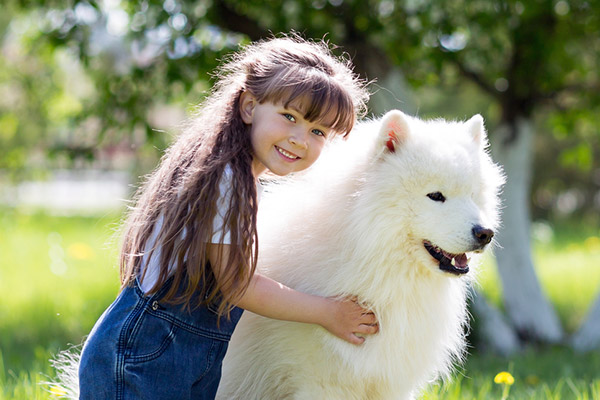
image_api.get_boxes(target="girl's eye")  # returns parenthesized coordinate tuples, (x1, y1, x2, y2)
(283, 113, 296, 122)
(312, 129, 325, 137)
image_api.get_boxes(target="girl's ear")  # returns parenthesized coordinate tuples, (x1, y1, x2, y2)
(379, 110, 411, 153)
(239, 91, 257, 124)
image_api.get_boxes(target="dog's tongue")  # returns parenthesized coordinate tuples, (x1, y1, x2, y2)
(453, 253, 468, 269)
(442, 249, 468, 269)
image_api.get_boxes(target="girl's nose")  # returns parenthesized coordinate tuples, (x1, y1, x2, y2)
(288, 130, 308, 150)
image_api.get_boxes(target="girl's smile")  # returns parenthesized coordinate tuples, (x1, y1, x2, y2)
(275, 145, 300, 161)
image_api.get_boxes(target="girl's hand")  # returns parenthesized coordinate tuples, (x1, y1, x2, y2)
(322, 296, 378, 345)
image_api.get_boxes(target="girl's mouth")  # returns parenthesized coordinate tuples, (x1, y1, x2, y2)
(276, 146, 300, 160)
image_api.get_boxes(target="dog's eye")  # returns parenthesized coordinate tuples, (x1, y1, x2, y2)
(427, 192, 446, 202)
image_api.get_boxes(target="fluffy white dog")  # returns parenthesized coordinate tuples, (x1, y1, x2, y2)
(216, 110, 505, 400)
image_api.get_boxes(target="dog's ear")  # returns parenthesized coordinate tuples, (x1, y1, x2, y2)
(466, 114, 487, 147)
(379, 110, 411, 153)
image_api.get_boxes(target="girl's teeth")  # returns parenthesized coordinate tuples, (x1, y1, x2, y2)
(278, 147, 297, 159)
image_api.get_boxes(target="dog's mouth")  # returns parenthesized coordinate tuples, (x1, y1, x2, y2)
(423, 241, 470, 275)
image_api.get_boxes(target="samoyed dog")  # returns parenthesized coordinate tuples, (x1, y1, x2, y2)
(216, 110, 505, 400)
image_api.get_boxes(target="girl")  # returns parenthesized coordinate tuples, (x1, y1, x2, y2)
(78, 35, 376, 399)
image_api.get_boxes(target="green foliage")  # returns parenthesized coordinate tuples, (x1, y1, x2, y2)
(2, 0, 598, 216)
(1, 2, 243, 175)
(7, 0, 599, 130)
(531, 109, 600, 220)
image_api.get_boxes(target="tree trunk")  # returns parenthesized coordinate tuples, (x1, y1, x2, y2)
(570, 292, 600, 351)
(469, 289, 521, 355)
(489, 118, 564, 343)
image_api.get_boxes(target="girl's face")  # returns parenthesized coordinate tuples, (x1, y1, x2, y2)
(240, 92, 332, 177)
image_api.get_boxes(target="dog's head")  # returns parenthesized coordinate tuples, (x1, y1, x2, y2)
(367, 110, 505, 277)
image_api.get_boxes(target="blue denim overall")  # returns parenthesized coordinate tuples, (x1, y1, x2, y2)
(78, 277, 243, 400)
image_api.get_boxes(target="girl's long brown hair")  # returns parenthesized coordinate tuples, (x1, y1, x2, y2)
(119, 34, 369, 318)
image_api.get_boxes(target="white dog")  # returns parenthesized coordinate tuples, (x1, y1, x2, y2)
(216, 110, 505, 400)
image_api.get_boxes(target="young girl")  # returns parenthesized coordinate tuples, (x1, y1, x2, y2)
(78, 35, 376, 399)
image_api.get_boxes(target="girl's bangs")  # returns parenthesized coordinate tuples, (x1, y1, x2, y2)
(262, 69, 356, 135)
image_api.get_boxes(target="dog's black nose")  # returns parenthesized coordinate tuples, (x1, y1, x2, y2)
(472, 225, 494, 246)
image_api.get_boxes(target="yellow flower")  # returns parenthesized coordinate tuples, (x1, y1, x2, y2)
(525, 374, 540, 385)
(494, 371, 515, 385)
(585, 236, 600, 251)
(67, 242, 95, 260)
(50, 385, 68, 396)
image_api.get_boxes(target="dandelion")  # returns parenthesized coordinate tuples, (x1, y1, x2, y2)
(494, 371, 515, 399)
(67, 242, 95, 260)
(50, 385, 68, 397)
(494, 371, 515, 385)
(525, 374, 540, 385)
(584, 236, 600, 252)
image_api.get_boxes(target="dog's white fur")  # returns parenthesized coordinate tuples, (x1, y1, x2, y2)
(216, 110, 504, 400)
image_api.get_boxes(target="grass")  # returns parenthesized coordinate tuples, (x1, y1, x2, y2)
(423, 347, 600, 399)
(1, 207, 599, 399)
(0, 209, 121, 372)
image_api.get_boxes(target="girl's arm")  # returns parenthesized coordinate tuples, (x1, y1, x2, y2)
(207, 243, 378, 345)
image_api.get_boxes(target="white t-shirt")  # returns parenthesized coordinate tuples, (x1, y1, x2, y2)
(138, 166, 263, 293)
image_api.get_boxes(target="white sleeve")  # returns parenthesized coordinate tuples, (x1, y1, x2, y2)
(209, 166, 265, 245)
(140, 166, 246, 291)
(210, 166, 233, 244)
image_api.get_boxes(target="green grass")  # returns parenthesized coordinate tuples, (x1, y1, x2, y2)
(423, 347, 600, 399)
(0, 209, 121, 372)
(1, 208, 599, 399)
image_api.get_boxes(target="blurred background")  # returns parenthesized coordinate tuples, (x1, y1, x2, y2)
(1, 0, 599, 398)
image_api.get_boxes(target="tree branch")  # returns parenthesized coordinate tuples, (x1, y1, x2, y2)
(211, 1, 270, 41)
(448, 54, 498, 98)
